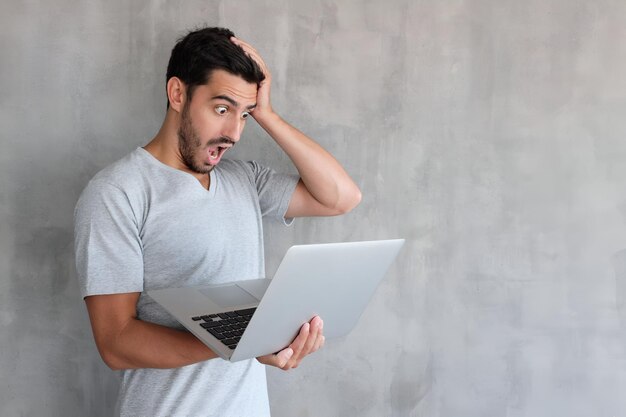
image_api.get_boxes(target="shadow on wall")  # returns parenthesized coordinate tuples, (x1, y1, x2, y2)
(5, 153, 119, 416)
(612, 249, 626, 329)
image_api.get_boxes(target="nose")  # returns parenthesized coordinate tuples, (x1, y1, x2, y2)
(223, 116, 243, 143)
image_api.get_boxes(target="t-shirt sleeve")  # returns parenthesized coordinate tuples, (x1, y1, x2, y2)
(74, 180, 144, 299)
(247, 161, 300, 226)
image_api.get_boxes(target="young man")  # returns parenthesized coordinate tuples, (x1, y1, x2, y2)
(74, 27, 361, 416)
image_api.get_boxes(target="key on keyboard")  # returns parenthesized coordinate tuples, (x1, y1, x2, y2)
(191, 307, 256, 350)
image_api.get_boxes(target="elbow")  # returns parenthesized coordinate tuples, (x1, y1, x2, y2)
(99, 347, 126, 371)
(336, 186, 362, 215)
(95, 340, 130, 370)
(105, 358, 126, 371)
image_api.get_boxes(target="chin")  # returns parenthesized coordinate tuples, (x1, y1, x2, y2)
(204, 160, 218, 172)
(186, 159, 214, 175)
(198, 164, 215, 174)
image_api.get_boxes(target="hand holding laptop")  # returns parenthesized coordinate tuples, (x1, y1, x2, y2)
(149, 239, 405, 362)
(257, 316, 325, 370)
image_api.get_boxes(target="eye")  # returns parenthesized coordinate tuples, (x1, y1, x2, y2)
(215, 105, 228, 115)
(242, 111, 251, 119)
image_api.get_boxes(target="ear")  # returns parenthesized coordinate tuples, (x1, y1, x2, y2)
(166, 77, 186, 113)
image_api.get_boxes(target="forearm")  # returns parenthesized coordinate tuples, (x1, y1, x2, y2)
(100, 318, 218, 370)
(256, 112, 361, 212)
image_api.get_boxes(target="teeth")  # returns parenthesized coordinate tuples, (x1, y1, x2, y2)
(209, 149, 218, 159)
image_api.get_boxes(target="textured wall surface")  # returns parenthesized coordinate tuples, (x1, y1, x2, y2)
(2, 1, 626, 416)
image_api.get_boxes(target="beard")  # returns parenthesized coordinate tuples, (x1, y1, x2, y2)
(177, 103, 234, 174)
(178, 103, 211, 174)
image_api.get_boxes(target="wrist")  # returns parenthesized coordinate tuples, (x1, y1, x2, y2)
(253, 108, 281, 128)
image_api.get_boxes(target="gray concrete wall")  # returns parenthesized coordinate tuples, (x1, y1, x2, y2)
(2, 0, 626, 416)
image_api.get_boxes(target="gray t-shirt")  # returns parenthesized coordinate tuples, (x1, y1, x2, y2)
(74, 147, 299, 417)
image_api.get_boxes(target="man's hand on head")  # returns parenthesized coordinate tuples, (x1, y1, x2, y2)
(230, 36, 275, 121)
(256, 316, 325, 371)
(230, 34, 362, 219)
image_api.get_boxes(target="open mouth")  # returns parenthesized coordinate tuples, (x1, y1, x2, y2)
(207, 146, 229, 164)
(208, 148, 221, 160)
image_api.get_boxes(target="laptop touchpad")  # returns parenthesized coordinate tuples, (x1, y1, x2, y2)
(199, 285, 258, 308)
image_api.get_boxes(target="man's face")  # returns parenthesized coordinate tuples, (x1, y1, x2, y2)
(178, 69, 258, 174)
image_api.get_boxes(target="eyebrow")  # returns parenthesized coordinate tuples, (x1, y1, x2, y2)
(211, 95, 257, 110)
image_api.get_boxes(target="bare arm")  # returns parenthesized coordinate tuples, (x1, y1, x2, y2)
(256, 114, 362, 218)
(85, 293, 218, 370)
(85, 293, 324, 371)
(231, 37, 362, 218)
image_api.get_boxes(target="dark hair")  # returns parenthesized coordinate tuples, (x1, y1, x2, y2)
(165, 27, 265, 107)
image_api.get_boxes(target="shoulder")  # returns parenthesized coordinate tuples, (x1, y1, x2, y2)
(217, 159, 280, 179)
(76, 149, 148, 213)
(216, 159, 259, 183)
(217, 159, 254, 173)
(90, 149, 148, 190)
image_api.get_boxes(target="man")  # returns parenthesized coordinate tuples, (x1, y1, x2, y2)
(74, 27, 361, 416)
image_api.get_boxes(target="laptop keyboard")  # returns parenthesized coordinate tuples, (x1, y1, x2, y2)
(191, 308, 256, 350)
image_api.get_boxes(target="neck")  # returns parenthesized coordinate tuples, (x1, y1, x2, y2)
(144, 109, 209, 187)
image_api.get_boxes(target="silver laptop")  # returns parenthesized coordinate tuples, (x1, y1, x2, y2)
(148, 239, 405, 362)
